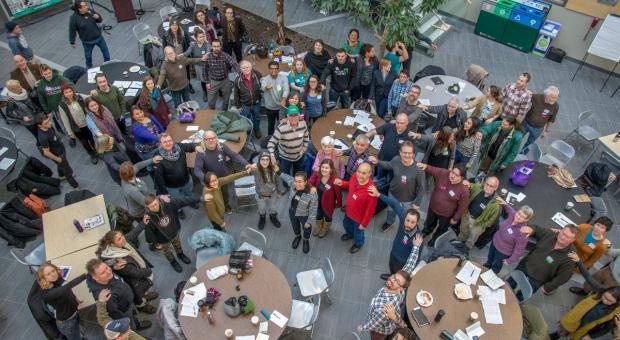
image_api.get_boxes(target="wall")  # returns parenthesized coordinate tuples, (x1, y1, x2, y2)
(439, 0, 620, 74)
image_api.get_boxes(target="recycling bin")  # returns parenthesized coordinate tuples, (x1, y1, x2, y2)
(502, 3, 546, 52)
(474, 0, 515, 42)
(533, 19, 561, 57)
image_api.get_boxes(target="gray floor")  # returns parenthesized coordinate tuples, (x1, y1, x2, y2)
(1, 0, 620, 339)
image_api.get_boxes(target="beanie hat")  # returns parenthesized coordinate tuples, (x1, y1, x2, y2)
(287, 105, 300, 116)
(104, 317, 130, 339)
(4, 22, 17, 33)
(238, 295, 255, 314)
(60, 83, 73, 93)
(223, 297, 240, 317)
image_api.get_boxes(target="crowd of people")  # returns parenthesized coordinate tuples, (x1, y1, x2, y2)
(4, 2, 620, 340)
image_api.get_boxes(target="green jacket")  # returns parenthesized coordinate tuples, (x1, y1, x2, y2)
(96, 301, 145, 340)
(479, 121, 523, 172)
(467, 183, 501, 230)
(210, 111, 252, 142)
(37, 70, 73, 113)
(93, 85, 125, 119)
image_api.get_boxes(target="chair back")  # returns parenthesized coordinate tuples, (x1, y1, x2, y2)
(277, 45, 295, 56)
(0, 127, 16, 143)
(510, 270, 533, 303)
(578, 110, 595, 123)
(542, 140, 575, 167)
(133, 23, 153, 43)
(321, 257, 335, 288)
(434, 231, 452, 249)
(308, 295, 321, 329)
(601, 150, 620, 172)
(589, 197, 607, 223)
(159, 6, 178, 21)
(240, 227, 267, 253)
(234, 176, 256, 197)
(10, 242, 46, 273)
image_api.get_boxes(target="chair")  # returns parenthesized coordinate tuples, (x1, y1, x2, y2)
(133, 22, 154, 56)
(515, 143, 542, 162)
(509, 270, 533, 303)
(188, 228, 235, 269)
(243, 43, 259, 57)
(237, 227, 267, 257)
(101, 59, 121, 66)
(287, 295, 321, 337)
(563, 111, 601, 148)
(340, 331, 362, 340)
(539, 140, 575, 168)
(9, 242, 46, 273)
(434, 230, 452, 250)
(0, 126, 27, 158)
(234, 175, 257, 209)
(589, 197, 607, 223)
(296, 257, 335, 305)
(159, 6, 178, 21)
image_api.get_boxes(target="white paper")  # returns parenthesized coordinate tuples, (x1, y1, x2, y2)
(478, 285, 506, 304)
(181, 282, 206, 307)
(130, 81, 143, 89)
(343, 116, 355, 126)
(456, 261, 481, 285)
(454, 329, 468, 340)
(256, 335, 269, 340)
(552, 212, 576, 228)
(0, 147, 9, 157)
(506, 191, 526, 204)
(180, 304, 198, 317)
(259, 321, 269, 333)
(84, 214, 105, 229)
(370, 135, 383, 150)
(482, 300, 503, 324)
(186, 125, 199, 132)
(353, 109, 369, 118)
(59, 265, 72, 280)
(280, 55, 294, 64)
(480, 270, 505, 290)
(235, 336, 255, 340)
(353, 115, 371, 125)
(270, 310, 288, 328)
(424, 85, 435, 91)
(113, 81, 131, 88)
(466, 321, 486, 338)
(419, 98, 431, 106)
(0, 158, 15, 170)
(334, 139, 350, 151)
(124, 88, 140, 97)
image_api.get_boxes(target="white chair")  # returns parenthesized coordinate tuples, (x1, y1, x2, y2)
(9, 243, 46, 273)
(539, 140, 575, 167)
(433, 230, 452, 249)
(296, 257, 335, 305)
(509, 270, 533, 303)
(101, 59, 121, 66)
(243, 43, 259, 57)
(287, 295, 321, 337)
(564, 111, 601, 148)
(237, 227, 266, 257)
(515, 143, 542, 162)
(159, 6, 178, 21)
(234, 175, 257, 209)
(133, 22, 153, 56)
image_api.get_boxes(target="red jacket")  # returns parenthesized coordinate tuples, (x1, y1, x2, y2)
(340, 173, 378, 228)
(308, 173, 342, 218)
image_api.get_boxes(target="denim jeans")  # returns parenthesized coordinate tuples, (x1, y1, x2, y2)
(241, 104, 261, 132)
(279, 156, 305, 176)
(82, 35, 111, 68)
(170, 86, 191, 114)
(256, 194, 278, 215)
(329, 89, 351, 109)
(343, 215, 365, 247)
(386, 193, 413, 226)
(454, 149, 471, 167)
(289, 208, 310, 239)
(485, 241, 510, 274)
(166, 177, 194, 199)
(56, 312, 81, 340)
(508, 261, 544, 301)
(521, 120, 545, 154)
(376, 97, 388, 118)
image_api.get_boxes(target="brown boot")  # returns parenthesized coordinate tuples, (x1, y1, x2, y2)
(313, 219, 324, 236)
(318, 221, 332, 238)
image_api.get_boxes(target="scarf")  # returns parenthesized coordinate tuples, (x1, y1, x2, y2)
(149, 88, 161, 112)
(101, 244, 153, 280)
(304, 50, 331, 75)
(89, 107, 124, 142)
(158, 143, 181, 161)
(7, 88, 28, 101)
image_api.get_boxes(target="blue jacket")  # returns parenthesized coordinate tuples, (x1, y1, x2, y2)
(131, 117, 164, 145)
(6, 32, 33, 60)
(380, 193, 423, 266)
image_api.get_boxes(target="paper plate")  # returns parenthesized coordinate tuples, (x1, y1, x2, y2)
(129, 65, 141, 73)
(416, 290, 433, 307)
(454, 283, 473, 300)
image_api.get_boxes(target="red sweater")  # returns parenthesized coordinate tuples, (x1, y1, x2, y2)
(340, 173, 378, 228)
(308, 173, 342, 218)
(425, 165, 469, 220)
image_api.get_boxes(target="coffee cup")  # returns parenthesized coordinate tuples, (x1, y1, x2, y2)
(565, 201, 575, 211)
(189, 276, 198, 284)
(123, 71, 129, 78)
(251, 315, 260, 325)
(470, 312, 478, 322)
(347, 133, 353, 140)
(225, 329, 234, 338)
(500, 188, 508, 197)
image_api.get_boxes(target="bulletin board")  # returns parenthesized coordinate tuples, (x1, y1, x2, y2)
(566, 0, 620, 19)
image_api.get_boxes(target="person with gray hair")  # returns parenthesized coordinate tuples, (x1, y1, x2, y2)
(157, 46, 207, 110)
(419, 96, 466, 133)
(521, 85, 560, 154)
(343, 134, 373, 180)
(234, 60, 263, 138)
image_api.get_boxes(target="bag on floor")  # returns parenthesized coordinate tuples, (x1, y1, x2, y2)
(23, 194, 50, 219)
(510, 161, 535, 187)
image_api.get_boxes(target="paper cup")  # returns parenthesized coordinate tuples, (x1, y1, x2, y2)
(500, 188, 508, 197)
(565, 201, 575, 211)
(470, 312, 478, 322)
(225, 329, 234, 338)
(189, 276, 198, 284)
(347, 134, 353, 139)
(251, 316, 260, 325)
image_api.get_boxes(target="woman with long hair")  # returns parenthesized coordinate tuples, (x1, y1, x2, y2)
(162, 19, 193, 94)
(96, 227, 158, 314)
(58, 84, 98, 163)
(312, 136, 345, 179)
(463, 85, 502, 124)
(130, 106, 163, 161)
(427, 126, 456, 169)
(202, 168, 253, 231)
(301, 75, 327, 127)
(138, 76, 170, 128)
(308, 159, 342, 238)
(303, 39, 331, 79)
(453, 117, 481, 169)
(254, 152, 286, 230)
(193, 9, 218, 43)
(288, 58, 312, 94)
(353, 43, 378, 100)
(85, 96, 124, 144)
(37, 263, 87, 340)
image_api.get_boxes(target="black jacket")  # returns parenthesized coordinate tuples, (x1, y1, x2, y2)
(320, 58, 357, 93)
(220, 16, 246, 44)
(41, 274, 87, 321)
(58, 96, 88, 133)
(69, 10, 103, 44)
(28, 281, 62, 340)
(371, 69, 397, 100)
(234, 70, 263, 106)
(153, 143, 197, 192)
(5, 97, 42, 126)
(162, 30, 190, 52)
(144, 196, 201, 244)
(87, 274, 135, 320)
(429, 104, 467, 133)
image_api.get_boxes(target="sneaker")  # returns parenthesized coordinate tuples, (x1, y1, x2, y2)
(225, 206, 233, 215)
(177, 253, 191, 264)
(144, 291, 159, 301)
(292, 235, 302, 249)
(569, 287, 586, 295)
(67, 176, 79, 188)
(202, 93, 208, 102)
(269, 213, 281, 228)
(350, 245, 361, 253)
(135, 320, 152, 330)
(189, 87, 195, 94)
(380, 273, 390, 280)
(69, 139, 77, 148)
(340, 234, 352, 241)
(137, 303, 157, 314)
(178, 209, 186, 220)
(170, 260, 182, 272)
(90, 155, 99, 164)
(58, 175, 66, 180)
(254, 130, 262, 139)
(302, 239, 310, 254)
(380, 223, 393, 232)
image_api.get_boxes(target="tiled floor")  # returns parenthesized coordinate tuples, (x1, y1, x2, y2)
(1, 0, 620, 339)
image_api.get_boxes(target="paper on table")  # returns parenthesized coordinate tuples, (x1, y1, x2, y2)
(480, 270, 505, 290)
(186, 125, 199, 132)
(419, 98, 431, 106)
(113, 81, 131, 88)
(353, 115, 371, 125)
(256, 334, 269, 340)
(453, 330, 468, 340)
(357, 123, 375, 133)
(235, 336, 255, 340)
(506, 192, 526, 204)
(181, 282, 206, 306)
(270, 310, 288, 328)
(0, 147, 7, 157)
(125, 88, 140, 97)
(370, 135, 383, 150)
(334, 139, 350, 151)
(478, 285, 506, 304)
(130, 81, 143, 89)
(0, 158, 15, 170)
(456, 261, 481, 285)
(353, 109, 369, 118)
(259, 321, 269, 333)
(280, 56, 295, 64)
(424, 85, 435, 91)
(466, 321, 485, 338)
(343, 116, 355, 126)
(180, 304, 198, 317)
(482, 300, 503, 324)
(552, 212, 576, 228)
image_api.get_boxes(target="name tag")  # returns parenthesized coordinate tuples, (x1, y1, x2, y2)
(179, 65, 184, 69)
(480, 203, 486, 209)
(545, 256, 554, 264)
(589, 243, 597, 249)
(352, 194, 358, 200)
(294, 195, 300, 201)
(356, 158, 363, 164)
(448, 190, 455, 197)
(398, 139, 404, 144)
(507, 228, 513, 235)
(276, 85, 282, 92)
(324, 184, 331, 190)
(317, 95, 322, 99)
(201, 50, 205, 55)
(402, 235, 408, 245)
(400, 176, 407, 184)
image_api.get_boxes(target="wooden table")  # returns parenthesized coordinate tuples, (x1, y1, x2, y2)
(165, 110, 246, 168)
(42, 195, 110, 260)
(598, 133, 620, 158)
(310, 109, 385, 155)
(244, 56, 290, 77)
(496, 161, 591, 228)
(414, 75, 483, 107)
(179, 255, 292, 340)
(406, 258, 522, 339)
(50, 245, 98, 309)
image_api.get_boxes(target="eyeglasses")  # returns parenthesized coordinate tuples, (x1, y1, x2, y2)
(389, 275, 404, 287)
(204, 137, 216, 141)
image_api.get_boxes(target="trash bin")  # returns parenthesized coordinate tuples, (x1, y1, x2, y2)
(474, 0, 515, 42)
(533, 19, 561, 57)
(502, 2, 548, 52)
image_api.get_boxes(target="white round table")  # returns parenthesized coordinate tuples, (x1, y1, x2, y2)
(415, 75, 484, 106)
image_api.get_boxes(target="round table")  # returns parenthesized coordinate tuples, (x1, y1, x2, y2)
(165, 109, 247, 168)
(496, 161, 591, 227)
(158, 12, 195, 38)
(414, 75, 483, 107)
(406, 258, 522, 339)
(74, 61, 149, 100)
(179, 255, 292, 340)
(0, 136, 18, 182)
(310, 109, 384, 155)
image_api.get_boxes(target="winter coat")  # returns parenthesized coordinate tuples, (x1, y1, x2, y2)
(479, 121, 523, 173)
(234, 70, 263, 107)
(86, 274, 135, 320)
(560, 294, 620, 340)
(144, 196, 201, 244)
(157, 298, 186, 340)
(5, 96, 43, 126)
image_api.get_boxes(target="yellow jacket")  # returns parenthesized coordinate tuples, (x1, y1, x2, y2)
(560, 294, 620, 340)
(202, 170, 249, 226)
(464, 94, 501, 120)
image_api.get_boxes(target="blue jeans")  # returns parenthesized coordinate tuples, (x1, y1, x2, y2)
(289, 208, 310, 239)
(508, 261, 544, 301)
(521, 120, 545, 154)
(56, 312, 81, 340)
(343, 215, 365, 247)
(386, 192, 413, 226)
(241, 104, 261, 132)
(376, 97, 388, 118)
(170, 86, 191, 114)
(454, 149, 471, 167)
(82, 36, 110, 68)
(166, 177, 194, 199)
(329, 89, 351, 109)
(279, 156, 305, 176)
(485, 241, 510, 274)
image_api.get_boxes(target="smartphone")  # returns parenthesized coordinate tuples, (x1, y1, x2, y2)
(411, 307, 430, 327)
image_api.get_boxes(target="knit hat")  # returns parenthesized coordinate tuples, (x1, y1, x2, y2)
(287, 105, 300, 116)
(238, 295, 255, 314)
(259, 151, 271, 160)
(223, 297, 240, 317)
(104, 317, 130, 339)
(60, 83, 73, 93)
(4, 21, 17, 33)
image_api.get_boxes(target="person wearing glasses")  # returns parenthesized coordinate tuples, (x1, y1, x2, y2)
(455, 176, 502, 249)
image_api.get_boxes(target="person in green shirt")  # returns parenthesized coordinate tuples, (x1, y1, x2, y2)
(89, 73, 127, 133)
(383, 41, 409, 75)
(342, 28, 362, 56)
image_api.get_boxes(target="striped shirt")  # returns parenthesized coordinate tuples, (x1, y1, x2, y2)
(501, 83, 532, 118)
(267, 120, 309, 161)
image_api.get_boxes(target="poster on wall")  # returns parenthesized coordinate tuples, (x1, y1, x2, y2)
(2, 0, 64, 18)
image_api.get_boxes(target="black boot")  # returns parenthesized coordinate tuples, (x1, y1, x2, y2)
(258, 215, 266, 230)
(302, 239, 310, 254)
(178, 209, 186, 220)
(202, 92, 208, 102)
(170, 260, 182, 272)
(269, 213, 281, 228)
(292, 235, 301, 249)
(177, 253, 191, 264)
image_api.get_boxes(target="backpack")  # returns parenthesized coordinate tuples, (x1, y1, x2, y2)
(23, 194, 50, 219)
(351, 98, 371, 112)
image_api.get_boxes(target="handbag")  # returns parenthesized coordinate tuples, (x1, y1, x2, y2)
(176, 101, 199, 123)
(509, 161, 535, 187)
(228, 250, 251, 274)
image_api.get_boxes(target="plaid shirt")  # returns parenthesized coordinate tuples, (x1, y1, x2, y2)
(402, 245, 421, 274)
(387, 80, 414, 109)
(360, 287, 405, 335)
(346, 149, 372, 177)
(203, 51, 239, 83)
(501, 83, 532, 118)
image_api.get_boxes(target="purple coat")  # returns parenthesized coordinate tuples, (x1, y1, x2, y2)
(491, 204, 529, 264)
